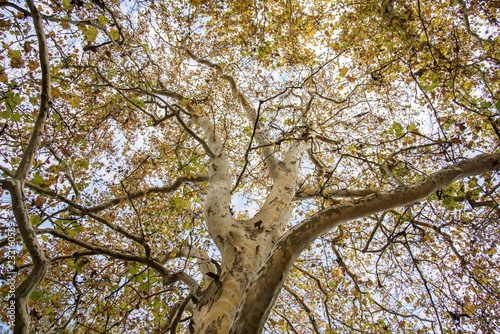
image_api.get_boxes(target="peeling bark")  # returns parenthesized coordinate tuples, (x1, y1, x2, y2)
(177, 53, 498, 334)
(228, 152, 500, 334)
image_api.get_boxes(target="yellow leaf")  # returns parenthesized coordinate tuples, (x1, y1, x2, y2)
(35, 196, 46, 206)
(486, 246, 496, 256)
(28, 60, 39, 71)
(69, 95, 81, 108)
(339, 66, 348, 77)
(51, 87, 62, 99)
(110, 29, 120, 41)
(332, 267, 343, 277)
(464, 303, 475, 314)
(84, 26, 98, 43)
(8, 49, 24, 68)
(23, 42, 33, 53)
(191, 0, 209, 6)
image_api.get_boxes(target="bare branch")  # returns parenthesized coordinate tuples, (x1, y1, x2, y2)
(2, 163, 152, 249)
(88, 175, 208, 213)
(16, 251, 98, 270)
(0, 2, 29, 16)
(231, 101, 263, 193)
(44, 145, 81, 201)
(166, 293, 194, 334)
(14, 6, 51, 181)
(284, 286, 322, 334)
(160, 246, 217, 278)
(295, 187, 377, 201)
(456, 0, 487, 48)
(403, 234, 444, 332)
(174, 110, 215, 158)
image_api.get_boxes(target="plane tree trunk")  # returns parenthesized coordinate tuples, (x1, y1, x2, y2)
(189, 133, 500, 333)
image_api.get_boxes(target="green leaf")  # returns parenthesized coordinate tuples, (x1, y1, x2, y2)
(110, 29, 120, 41)
(469, 177, 478, 188)
(30, 215, 42, 226)
(129, 97, 144, 107)
(242, 126, 252, 136)
(257, 46, 266, 59)
(30, 290, 44, 302)
(407, 123, 419, 133)
(97, 15, 109, 25)
(8, 49, 24, 68)
(2, 91, 23, 111)
(31, 173, 46, 186)
(11, 112, 21, 122)
(107, 69, 116, 80)
(0, 110, 12, 120)
(129, 263, 139, 275)
(9, 93, 21, 107)
(69, 95, 81, 108)
(442, 196, 456, 209)
(75, 158, 89, 170)
(62, 0, 71, 8)
(480, 101, 492, 109)
(390, 122, 404, 137)
(83, 26, 98, 43)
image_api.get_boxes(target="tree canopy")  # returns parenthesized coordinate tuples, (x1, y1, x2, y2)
(1, 0, 499, 333)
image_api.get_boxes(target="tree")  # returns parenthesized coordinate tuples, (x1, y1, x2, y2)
(0, 0, 499, 332)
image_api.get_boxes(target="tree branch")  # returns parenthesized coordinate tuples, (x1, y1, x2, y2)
(2, 180, 50, 334)
(88, 175, 208, 213)
(295, 187, 377, 200)
(174, 110, 215, 158)
(160, 246, 217, 278)
(181, 47, 280, 177)
(36, 228, 199, 292)
(14, 6, 51, 181)
(230, 152, 500, 333)
(284, 286, 321, 334)
(0, 1, 54, 332)
(252, 140, 307, 232)
(44, 145, 81, 201)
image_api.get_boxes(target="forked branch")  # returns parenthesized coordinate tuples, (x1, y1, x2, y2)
(230, 152, 500, 333)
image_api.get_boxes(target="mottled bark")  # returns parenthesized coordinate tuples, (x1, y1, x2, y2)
(228, 152, 500, 333)
(178, 46, 500, 334)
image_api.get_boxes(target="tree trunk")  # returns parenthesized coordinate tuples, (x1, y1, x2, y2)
(192, 153, 500, 334)
(190, 213, 285, 333)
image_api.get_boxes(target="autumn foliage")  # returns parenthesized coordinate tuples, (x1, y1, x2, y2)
(1, 0, 499, 333)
